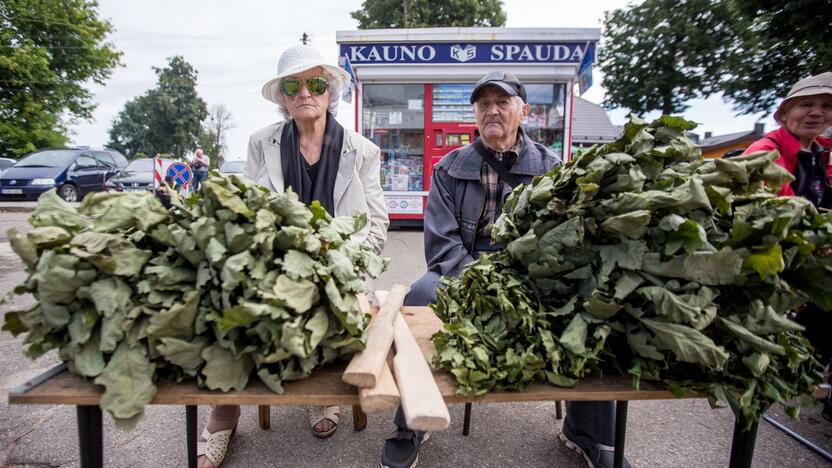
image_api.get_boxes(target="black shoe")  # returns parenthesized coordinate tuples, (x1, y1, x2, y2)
(559, 422, 631, 468)
(380, 429, 431, 468)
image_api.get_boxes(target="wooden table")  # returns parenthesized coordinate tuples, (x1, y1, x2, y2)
(8, 307, 799, 468)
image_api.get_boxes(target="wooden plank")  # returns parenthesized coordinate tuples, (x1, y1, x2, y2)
(342, 285, 408, 388)
(393, 312, 451, 432)
(355, 290, 401, 413)
(9, 364, 362, 406)
(358, 355, 400, 413)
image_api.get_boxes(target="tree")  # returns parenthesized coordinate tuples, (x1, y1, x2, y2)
(599, 0, 736, 115)
(719, 0, 832, 114)
(351, 0, 506, 29)
(199, 104, 234, 169)
(108, 56, 207, 159)
(599, 0, 832, 117)
(0, 0, 121, 157)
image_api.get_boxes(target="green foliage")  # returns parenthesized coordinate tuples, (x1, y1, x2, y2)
(600, 0, 832, 116)
(433, 116, 827, 426)
(0, 0, 121, 157)
(599, 0, 734, 114)
(3, 174, 388, 428)
(351, 0, 506, 29)
(107, 56, 208, 159)
(720, 0, 832, 114)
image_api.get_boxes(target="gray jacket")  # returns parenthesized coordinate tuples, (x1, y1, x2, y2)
(424, 128, 562, 277)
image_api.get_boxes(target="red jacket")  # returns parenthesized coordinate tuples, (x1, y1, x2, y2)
(742, 127, 832, 196)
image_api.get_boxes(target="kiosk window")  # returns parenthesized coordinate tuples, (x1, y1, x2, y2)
(363, 85, 425, 192)
(432, 84, 475, 123)
(522, 84, 567, 158)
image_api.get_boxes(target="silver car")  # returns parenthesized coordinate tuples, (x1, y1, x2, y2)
(219, 160, 245, 174)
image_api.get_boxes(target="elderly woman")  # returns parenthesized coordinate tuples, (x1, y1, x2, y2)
(742, 71, 832, 369)
(743, 72, 832, 206)
(197, 45, 389, 468)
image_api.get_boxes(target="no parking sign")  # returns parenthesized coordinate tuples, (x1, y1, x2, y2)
(167, 161, 193, 187)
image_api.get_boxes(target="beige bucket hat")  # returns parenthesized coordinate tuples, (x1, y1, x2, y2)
(774, 71, 832, 122)
(261, 45, 351, 107)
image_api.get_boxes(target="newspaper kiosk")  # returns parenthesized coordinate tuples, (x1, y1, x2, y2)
(336, 27, 599, 224)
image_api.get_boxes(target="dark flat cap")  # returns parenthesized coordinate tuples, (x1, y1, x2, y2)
(470, 71, 527, 104)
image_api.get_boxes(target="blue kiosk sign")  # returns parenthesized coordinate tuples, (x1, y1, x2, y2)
(338, 42, 594, 65)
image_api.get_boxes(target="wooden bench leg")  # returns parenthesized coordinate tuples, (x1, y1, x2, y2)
(353, 405, 367, 431)
(258, 405, 271, 430)
(77, 405, 103, 468)
(463, 402, 472, 436)
(728, 415, 759, 468)
(186, 405, 197, 468)
(613, 401, 628, 468)
(555, 400, 563, 420)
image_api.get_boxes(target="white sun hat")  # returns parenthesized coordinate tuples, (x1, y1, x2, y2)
(774, 72, 832, 123)
(261, 45, 351, 107)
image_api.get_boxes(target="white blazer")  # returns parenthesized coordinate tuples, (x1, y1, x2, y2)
(244, 121, 389, 255)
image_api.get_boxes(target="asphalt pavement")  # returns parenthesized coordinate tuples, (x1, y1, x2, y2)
(0, 203, 831, 467)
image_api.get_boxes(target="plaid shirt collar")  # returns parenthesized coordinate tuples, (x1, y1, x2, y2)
(478, 133, 523, 239)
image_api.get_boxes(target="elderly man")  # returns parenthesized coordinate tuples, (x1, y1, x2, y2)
(380, 71, 629, 468)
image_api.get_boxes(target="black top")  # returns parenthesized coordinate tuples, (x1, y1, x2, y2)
(792, 142, 832, 209)
(279, 113, 344, 215)
(303, 156, 320, 193)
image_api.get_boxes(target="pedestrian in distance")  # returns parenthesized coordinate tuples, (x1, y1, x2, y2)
(191, 148, 210, 192)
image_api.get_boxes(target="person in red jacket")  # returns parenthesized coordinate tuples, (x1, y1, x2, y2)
(743, 72, 832, 207)
(743, 72, 832, 364)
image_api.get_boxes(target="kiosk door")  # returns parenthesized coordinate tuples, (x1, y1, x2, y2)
(425, 84, 478, 191)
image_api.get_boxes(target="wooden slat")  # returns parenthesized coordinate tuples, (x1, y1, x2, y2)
(355, 291, 401, 412)
(359, 357, 401, 413)
(393, 312, 450, 431)
(342, 285, 408, 388)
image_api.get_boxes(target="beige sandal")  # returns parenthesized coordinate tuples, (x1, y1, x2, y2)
(196, 426, 236, 467)
(309, 405, 340, 438)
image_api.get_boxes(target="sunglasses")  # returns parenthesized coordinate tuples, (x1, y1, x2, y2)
(281, 76, 328, 97)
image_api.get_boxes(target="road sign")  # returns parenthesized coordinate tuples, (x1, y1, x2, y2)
(153, 158, 163, 188)
(166, 161, 193, 187)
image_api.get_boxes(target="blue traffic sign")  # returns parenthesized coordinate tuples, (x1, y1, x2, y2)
(166, 161, 193, 187)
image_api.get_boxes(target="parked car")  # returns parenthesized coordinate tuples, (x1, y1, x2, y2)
(104, 158, 175, 192)
(0, 148, 128, 202)
(219, 160, 245, 174)
(0, 157, 16, 176)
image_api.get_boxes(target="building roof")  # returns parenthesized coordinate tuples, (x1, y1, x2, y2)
(698, 130, 759, 151)
(572, 97, 619, 144)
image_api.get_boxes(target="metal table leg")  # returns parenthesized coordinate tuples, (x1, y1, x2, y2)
(728, 416, 759, 468)
(77, 405, 103, 468)
(614, 401, 628, 468)
(463, 402, 472, 436)
(186, 405, 197, 468)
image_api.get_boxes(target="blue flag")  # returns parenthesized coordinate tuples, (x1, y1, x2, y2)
(339, 54, 357, 103)
(577, 44, 593, 95)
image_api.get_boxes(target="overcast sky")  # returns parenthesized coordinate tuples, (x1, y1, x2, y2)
(71, 0, 774, 159)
